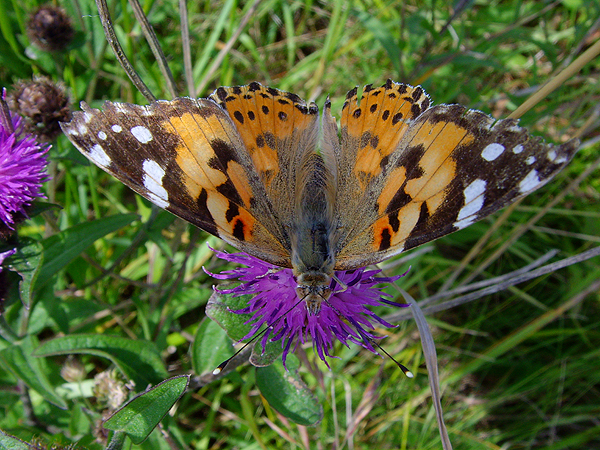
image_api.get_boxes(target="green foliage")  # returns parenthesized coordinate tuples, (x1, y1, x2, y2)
(103, 375, 189, 444)
(0, 0, 599, 449)
(255, 355, 323, 426)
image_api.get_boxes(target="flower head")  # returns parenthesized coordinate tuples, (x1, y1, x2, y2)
(0, 91, 50, 233)
(207, 249, 409, 368)
(9, 77, 71, 142)
(27, 5, 75, 53)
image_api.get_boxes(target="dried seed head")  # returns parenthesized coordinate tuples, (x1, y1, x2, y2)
(27, 5, 74, 52)
(9, 77, 71, 141)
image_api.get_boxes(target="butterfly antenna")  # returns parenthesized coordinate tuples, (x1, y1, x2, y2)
(212, 294, 307, 375)
(322, 297, 414, 378)
(367, 335, 414, 378)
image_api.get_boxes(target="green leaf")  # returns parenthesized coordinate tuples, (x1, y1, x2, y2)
(36, 213, 138, 289)
(352, 10, 401, 73)
(103, 375, 189, 445)
(33, 334, 167, 389)
(255, 355, 323, 426)
(191, 317, 235, 375)
(250, 339, 282, 367)
(24, 201, 62, 219)
(0, 429, 30, 450)
(0, 336, 67, 409)
(206, 291, 283, 368)
(205, 291, 254, 342)
(4, 238, 43, 308)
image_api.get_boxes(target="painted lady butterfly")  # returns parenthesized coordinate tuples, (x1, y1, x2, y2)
(61, 80, 577, 314)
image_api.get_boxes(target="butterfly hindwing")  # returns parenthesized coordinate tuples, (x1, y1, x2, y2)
(209, 83, 322, 241)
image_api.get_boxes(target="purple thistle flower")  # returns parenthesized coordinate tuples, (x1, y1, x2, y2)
(0, 248, 16, 273)
(0, 90, 50, 231)
(206, 248, 409, 368)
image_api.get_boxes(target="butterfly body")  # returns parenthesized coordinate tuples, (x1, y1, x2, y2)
(61, 80, 578, 314)
(290, 149, 337, 314)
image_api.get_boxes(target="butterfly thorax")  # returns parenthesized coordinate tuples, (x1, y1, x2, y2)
(291, 151, 337, 315)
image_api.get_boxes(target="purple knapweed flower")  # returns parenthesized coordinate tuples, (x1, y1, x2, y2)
(0, 90, 50, 231)
(206, 248, 409, 369)
(0, 248, 16, 273)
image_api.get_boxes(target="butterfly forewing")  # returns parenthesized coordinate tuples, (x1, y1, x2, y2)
(335, 93, 578, 269)
(61, 98, 292, 267)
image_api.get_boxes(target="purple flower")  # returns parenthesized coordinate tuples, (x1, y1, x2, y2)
(0, 248, 16, 273)
(0, 91, 50, 230)
(206, 248, 409, 368)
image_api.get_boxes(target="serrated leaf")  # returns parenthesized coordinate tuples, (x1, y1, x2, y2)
(0, 336, 67, 409)
(103, 375, 189, 445)
(0, 429, 30, 450)
(255, 355, 323, 426)
(191, 317, 235, 375)
(33, 334, 167, 389)
(36, 213, 138, 288)
(4, 238, 43, 308)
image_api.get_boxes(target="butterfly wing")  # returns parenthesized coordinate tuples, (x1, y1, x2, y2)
(209, 82, 322, 235)
(61, 97, 293, 267)
(333, 80, 578, 270)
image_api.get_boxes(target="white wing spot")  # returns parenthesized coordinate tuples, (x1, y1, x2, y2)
(555, 154, 568, 164)
(115, 104, 130, 114)
(547, 150, 557, 162)
(142, 160, 169, 208)
(454, 179, 486, 229)
(131, 126, 153, 144)
(76, 123, 88, 135)
(481, 143, 505, 161)
(98, 131, 107, 140)
(90, 144, 111, 168)
(112, 124, 122, 133)
(519, 169, 541, 193)
(525, 156, 536, 165)
(512, 144, 524, 154)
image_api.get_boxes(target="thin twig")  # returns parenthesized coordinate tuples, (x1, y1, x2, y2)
(400, 290, 453, 450)
(420, 249, 559, 310)
(94, 0, 156, 102)
(129, 0, 178, 99)
(179, 0, 195, 98)
(509, 38, 600, 120)
(388, 246, 600, 322)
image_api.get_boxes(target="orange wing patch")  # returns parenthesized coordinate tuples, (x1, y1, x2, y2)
(158, 102, 259, 243)
(403, 120, 471, 204)
(370, 119, 476, 252)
